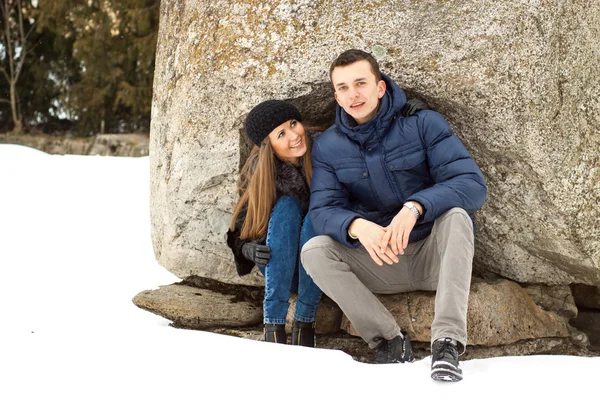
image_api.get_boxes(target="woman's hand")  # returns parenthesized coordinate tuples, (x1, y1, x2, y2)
(241, 242, 271, 266)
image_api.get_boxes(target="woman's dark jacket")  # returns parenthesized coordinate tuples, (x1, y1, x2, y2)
(226, 154, 311, 277)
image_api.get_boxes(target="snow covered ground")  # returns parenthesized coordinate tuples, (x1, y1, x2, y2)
(0, 144, 597, 399)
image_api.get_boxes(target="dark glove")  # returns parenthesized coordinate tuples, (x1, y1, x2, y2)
(241, 242, 271, 266)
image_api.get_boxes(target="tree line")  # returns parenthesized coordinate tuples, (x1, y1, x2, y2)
(0, 0, 159, 136)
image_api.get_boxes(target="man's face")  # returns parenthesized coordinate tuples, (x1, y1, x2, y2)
(331, 60, 386, 125)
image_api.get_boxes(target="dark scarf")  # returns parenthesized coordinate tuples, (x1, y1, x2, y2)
(274, 156, 310, 213)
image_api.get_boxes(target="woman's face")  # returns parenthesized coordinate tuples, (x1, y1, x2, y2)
(267, 119, 307, 165)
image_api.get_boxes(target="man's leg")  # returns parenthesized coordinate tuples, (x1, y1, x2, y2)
(301, 235, 414, 349)
(412, 207, 474, 348)
(411, 207, 474, 381)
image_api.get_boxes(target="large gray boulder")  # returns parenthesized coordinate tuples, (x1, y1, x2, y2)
(150, 0, 599, 287)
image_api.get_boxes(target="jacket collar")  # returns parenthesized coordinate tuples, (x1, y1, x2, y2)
(334, 73, 407, 147)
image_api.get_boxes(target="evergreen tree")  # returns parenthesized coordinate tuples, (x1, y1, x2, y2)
(20, 20, 77, 132)
(114, 0, 158, 132)
(36, 0, 159, 135)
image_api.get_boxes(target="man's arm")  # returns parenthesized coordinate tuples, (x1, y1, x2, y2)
(309, 140, 398, 265)
(308, 140, 363, 248)
(406, 111, 487, 223)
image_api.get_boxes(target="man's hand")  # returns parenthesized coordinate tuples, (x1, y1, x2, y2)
(349, 218, 399, 266)
(380, 202, 422, 255)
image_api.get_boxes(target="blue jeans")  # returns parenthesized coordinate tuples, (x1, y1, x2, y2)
(258, 197, 322, 324)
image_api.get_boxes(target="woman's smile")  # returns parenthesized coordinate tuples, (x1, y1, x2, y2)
(290, 138, 303, 148)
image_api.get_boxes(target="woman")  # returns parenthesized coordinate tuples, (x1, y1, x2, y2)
(226, 100, 322, 347)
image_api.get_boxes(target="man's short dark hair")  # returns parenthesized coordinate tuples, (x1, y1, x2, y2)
(329, 49, 382, 83)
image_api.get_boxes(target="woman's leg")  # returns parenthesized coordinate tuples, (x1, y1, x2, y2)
(258, 196, 303, 325)
(294, 214, 323, 323)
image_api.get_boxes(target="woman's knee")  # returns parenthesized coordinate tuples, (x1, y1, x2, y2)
(272, 196, 302, 217)
(268, 197, 303, 238)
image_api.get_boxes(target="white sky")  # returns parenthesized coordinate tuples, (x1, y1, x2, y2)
(0, 144, 597, 399)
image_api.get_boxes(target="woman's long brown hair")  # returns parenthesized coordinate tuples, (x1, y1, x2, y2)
(229, 129, 313, 240)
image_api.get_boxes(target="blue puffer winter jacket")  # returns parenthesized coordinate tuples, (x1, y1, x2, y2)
(309, 74, 487, 247)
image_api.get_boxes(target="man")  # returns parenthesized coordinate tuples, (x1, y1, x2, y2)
(301, 49, 486, 382)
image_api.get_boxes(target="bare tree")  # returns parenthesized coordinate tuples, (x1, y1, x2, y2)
(0, 0, 34, 133)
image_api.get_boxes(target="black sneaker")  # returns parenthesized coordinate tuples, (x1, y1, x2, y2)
(431, 338, 463, 382)
(374, 333, 415, 364)
(264, 324, 287, 344)
(291, 321, 316, 347)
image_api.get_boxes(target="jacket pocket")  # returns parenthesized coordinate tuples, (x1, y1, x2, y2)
(386, 150, 431, 199)
(387, 150, 425, 171)
(335, 166, 379, 207)
(335, 167, 366, 184)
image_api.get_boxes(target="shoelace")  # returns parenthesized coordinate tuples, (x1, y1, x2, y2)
(434, 339, 458, 361)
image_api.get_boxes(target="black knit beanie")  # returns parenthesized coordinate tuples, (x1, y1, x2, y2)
(244, 100, 302, 146)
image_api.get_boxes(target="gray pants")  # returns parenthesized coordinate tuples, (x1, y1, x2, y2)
(301, 208, 474, 350)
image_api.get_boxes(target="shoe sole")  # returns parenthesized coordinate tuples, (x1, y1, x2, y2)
(431, 368, 463, 382)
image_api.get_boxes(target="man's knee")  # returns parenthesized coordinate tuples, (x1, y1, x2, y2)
(433, 208, 473, 234)
(300, 235, 339, 275)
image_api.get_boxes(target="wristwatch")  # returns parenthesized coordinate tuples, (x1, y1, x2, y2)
(403, 201, 421, 220)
